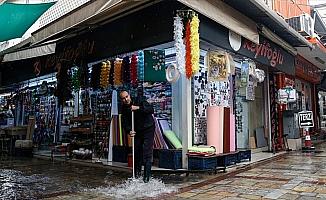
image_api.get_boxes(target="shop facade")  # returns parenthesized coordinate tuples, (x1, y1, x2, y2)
(234, 35, 295, 152)
(295, 55, 321, 131)
(0, 0, 300, 170)
(318, 72, 326, 129)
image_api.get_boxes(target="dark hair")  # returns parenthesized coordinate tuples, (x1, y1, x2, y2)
(119, 90, 129, 99)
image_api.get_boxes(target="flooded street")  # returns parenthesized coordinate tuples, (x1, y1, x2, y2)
(0, 158, 131, 199)
(0, 157, 206, 199)
(1, 141, 326, 199)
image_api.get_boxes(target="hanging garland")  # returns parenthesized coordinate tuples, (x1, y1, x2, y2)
(130, 54, 138, 86)
(185, 21, 192, 79)
(190, 14, 200, 75)
(173, 15, 185, 74)
(137, 51, 144, 81)
(109, 60, 114, 86)
(100, 61, 110, 89)
(91, 62, 101, 89)
(122, 56, 131, 84)
(54, 62, 73, 105)
(174, 10, 200, 79)
(79, 60, 88, 89)
(71, 66, 81, 92)
(114, 58, 123, 86)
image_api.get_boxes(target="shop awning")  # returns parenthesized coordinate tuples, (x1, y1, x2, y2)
(177, 0, 259, 44)
(31, 0, 153, 45)
(297, 38, 326, 70)
(224, 0, 313, 48)
(2, 43, 56, 62)
(0, 2, 55, 42)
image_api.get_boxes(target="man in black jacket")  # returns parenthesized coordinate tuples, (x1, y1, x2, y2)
(120, 90, 155, 183)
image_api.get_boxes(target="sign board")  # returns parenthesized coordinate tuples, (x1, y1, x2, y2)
(298, 111, 314, 128)
(239, 35, 295, 76)
(144, 49, 166, 82)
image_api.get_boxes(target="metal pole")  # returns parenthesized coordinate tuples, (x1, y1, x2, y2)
(132, 111, 135, 179)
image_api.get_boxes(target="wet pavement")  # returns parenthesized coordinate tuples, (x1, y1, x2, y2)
(0, 156, 210, 199)
(0, 157, 130, 199)
(171, 142, 326, 200)
(1, 142, 326, 199)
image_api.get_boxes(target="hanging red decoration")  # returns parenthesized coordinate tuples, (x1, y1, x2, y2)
(130, 54, 138, 86)
(185, 20, 192, 79)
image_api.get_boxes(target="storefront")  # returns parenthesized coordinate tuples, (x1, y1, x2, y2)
(232, 35, 295, 152)
(295, 55, 321, 131)
(318, 72, 326, 129)
(0, 0, 295, 169)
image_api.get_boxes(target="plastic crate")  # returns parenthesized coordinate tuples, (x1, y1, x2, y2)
(113, 145, 131, 163)
(158, 149, 182, 169)
(188, 155, 217, 170)
(237, 149, 251, 162)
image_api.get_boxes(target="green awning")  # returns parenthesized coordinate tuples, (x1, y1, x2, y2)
(0, 2, 54, 42)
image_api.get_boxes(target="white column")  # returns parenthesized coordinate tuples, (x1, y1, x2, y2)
(172, 74, 192, 168)
(181, 76, 192, 168)
(172, 78, 181, 138)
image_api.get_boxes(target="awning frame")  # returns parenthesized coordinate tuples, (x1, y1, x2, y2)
(2, 43, 56, 62)
(31, 0, 154, 45)
(177, 0, 259, 44)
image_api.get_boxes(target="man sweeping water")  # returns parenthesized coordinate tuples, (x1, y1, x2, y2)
(120, 90, 155, 183)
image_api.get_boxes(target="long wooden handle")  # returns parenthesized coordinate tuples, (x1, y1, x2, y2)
(132, 111, 135, 179)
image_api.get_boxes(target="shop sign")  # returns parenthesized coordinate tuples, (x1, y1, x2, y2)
(144, 49, 166, 82)
(238, 36, 295, 75)
(295, 55, 321, 83)
(33, 39, 95, 76)
(298, 111, 314, 128)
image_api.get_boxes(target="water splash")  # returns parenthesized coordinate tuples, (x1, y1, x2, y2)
(88, 178, 177, 199)
(0, 169, 53, 200)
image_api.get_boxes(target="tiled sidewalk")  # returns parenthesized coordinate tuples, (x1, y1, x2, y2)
(169, 143, 326, 200)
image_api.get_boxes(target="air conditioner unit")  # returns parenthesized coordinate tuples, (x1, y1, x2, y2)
(286, 14, 314, 37)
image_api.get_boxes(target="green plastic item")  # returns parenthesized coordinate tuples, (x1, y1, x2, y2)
(0, 2, 54, 42)
(163, 130, 182, 149)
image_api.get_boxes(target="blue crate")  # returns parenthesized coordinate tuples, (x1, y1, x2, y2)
(188, 155, 217, 170)
(216, 152, 238, 171)
(237, 149, 251, 162)
(158, 149, 182, 169)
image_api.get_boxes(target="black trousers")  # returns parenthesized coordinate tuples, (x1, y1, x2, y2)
(134, 126, 155, 168)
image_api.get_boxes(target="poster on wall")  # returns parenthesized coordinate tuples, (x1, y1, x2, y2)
(240, 61, 249, 87)
(144, 49, 166, 82)
(246, 76, 255, 101)
(209, 81, 230, 107)
(302, 95, 306, 110)
(194, 66, 209, 117)
(207, 51, 228, 81)
(235, 96, 244, 143)
(194, 117, 207, 144)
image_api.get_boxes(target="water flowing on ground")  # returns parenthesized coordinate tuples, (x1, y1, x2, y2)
(88, 177, 177, 199)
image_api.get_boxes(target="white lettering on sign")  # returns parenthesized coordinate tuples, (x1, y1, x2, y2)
(298, 111, 314, 128)
(300, 113, 312, 121)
